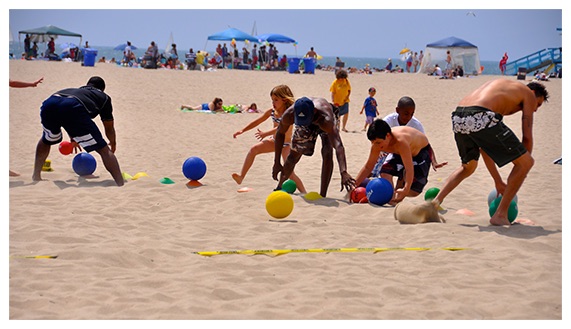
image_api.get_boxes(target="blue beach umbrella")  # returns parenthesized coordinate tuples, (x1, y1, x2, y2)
(207, 28, 259, 42)
(256, 33, 296, 44)
(114, 43, 138, 51)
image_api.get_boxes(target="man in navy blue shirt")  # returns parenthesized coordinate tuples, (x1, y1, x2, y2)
(32, 76, 124, 186)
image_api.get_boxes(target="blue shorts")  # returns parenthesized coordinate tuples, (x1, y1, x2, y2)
(201, 103, 209, 111)
(40, 95, 108, 152)
(338, 103, 349, 116)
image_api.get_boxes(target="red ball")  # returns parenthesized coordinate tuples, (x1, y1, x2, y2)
(59, 141, 73, 155)
(350, 187, 368, 203)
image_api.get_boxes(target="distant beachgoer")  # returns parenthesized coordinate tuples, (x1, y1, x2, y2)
(418, 50, 424, 66)
(305, 47, 317, 58)
(232, 85, 306, 192)
(499, 52, 508, 75)
(330, 69, 351, 132)
(24, 34, 31, 58)
(181, 98, 223, 112)
(385, 58, 393, 72)
(48, 37, 55, 54)
(185, 48, 197, 70)
(360, 87, 379, 131)
(412, 52, 419, 72)
(445, 50, 452, 74)
(406, 52, 413, 73)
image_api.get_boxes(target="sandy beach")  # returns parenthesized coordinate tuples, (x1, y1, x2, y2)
(7, 59, 563, 320)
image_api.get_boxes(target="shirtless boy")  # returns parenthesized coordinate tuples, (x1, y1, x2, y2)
(434, 79, 548, 226)
(354, 119, 436, 204)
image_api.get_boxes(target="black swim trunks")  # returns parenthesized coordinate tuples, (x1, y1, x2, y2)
(380, 144, 433, 193)
(451, 106, 527, 167)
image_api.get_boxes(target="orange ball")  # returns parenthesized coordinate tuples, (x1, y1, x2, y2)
(59, 141, 73, 155)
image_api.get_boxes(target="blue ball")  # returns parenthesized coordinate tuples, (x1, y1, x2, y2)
(365, 178, 394, 206)
(72, 152, 97, 176)
(182, 156, 207, 181)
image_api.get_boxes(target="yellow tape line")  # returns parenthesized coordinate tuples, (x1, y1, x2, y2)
(193, 247, 466, 257)
(10, 255, 58, 259)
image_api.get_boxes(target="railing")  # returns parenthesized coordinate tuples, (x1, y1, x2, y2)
(504, 48, 561, 75)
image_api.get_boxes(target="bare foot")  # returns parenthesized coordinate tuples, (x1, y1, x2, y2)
(232, 173, 243, 184)
(342, 128, 349, 132)
(9, 170, 20, 177)
(32, 174, 43, 181)
(490, 215, 511, 226)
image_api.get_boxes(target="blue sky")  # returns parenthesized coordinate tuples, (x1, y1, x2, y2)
(6, 1, 563, 61)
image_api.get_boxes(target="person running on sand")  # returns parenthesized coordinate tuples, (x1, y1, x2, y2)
(232, 85, 306, 193)
(434, 79, 548, 226)
(272, 97, 355, 197)
(353, 119, 443, 205)
(181, 98, 223, 112)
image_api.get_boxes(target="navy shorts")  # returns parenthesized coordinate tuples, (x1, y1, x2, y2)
(40, 95, 108, 152)
(338, 103, 349, 116)
(380, 145, 432, 193)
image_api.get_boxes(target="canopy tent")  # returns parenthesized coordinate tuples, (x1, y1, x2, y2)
(418, 36, 481, 75)
(18, 25, 82, 44)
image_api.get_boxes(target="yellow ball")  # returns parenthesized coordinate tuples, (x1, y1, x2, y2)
(265, 191, 294, 219)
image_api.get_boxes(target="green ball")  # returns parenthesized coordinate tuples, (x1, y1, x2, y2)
(282, 179, 297, 194)
(488, 196, 518, 223)
(424, 187, 440, 201)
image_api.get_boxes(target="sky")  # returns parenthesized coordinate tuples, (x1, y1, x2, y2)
(5, 1, 564, 61)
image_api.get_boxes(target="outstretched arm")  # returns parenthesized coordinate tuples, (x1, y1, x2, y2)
(233, 109, 271, 138)
(9, 77, 43, 88)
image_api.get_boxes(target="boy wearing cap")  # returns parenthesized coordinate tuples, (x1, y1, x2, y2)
(32, 76, 124, 186)
(272, 97, 355, 197)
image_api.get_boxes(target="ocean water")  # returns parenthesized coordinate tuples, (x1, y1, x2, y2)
(9, 42, 502, 75)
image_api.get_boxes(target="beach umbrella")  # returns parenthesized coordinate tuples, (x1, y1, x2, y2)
(114, 43, 138, 51)
(206, 28, 258, 69)
(207, 28, 259, 42)
(256, 33, 296, 44)
(399, 47, 411, 55)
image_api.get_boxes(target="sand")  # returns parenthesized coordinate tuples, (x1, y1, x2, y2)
(7, 60, 563, 320)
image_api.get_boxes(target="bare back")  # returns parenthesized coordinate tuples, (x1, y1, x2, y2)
(458, 79, 535, 116)
(384, 126, 429, 156)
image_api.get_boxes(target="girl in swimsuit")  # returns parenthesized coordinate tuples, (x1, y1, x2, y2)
(181, 98, 223, 112)
(232, 85, 306, 193)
